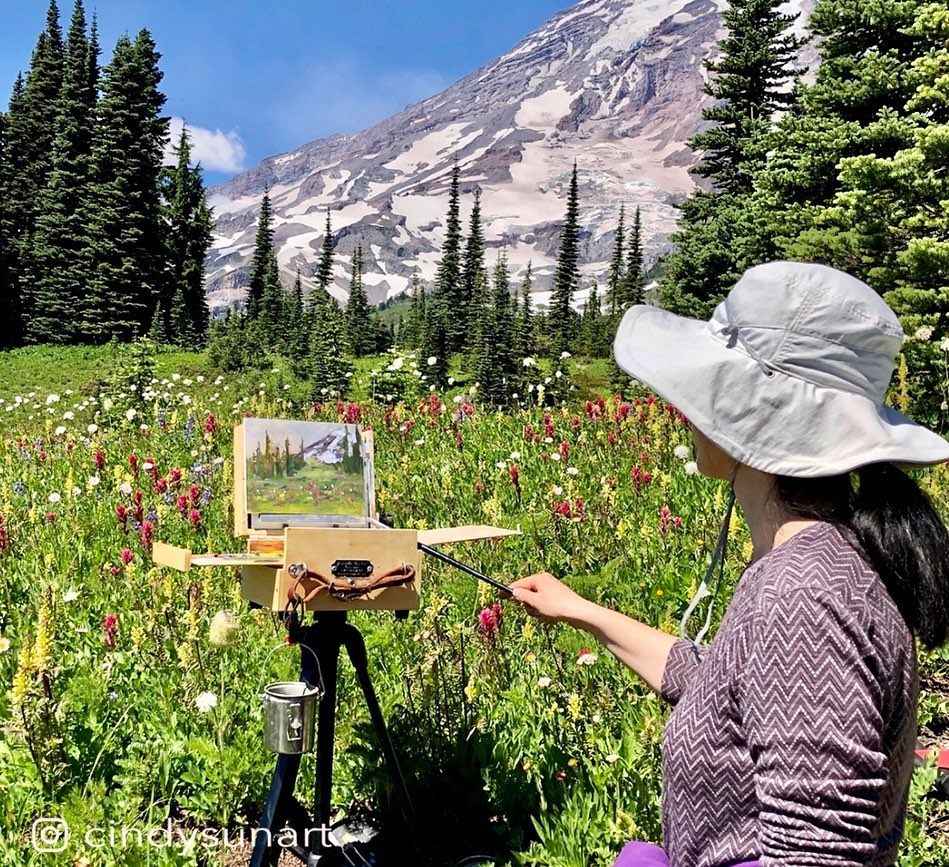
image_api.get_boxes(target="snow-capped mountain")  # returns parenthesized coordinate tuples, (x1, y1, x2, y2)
(302, 429, 349, 464)
(206, 0, 812, 311)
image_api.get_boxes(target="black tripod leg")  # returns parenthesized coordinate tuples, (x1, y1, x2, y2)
(342, 624, 419, 841)
(249, 752, 302, 867)
(312, 620, 342, 856)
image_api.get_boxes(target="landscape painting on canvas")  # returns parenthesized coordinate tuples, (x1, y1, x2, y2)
(243, 419, 368, 520)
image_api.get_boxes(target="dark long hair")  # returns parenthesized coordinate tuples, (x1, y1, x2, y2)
(775, 463, 949, 649)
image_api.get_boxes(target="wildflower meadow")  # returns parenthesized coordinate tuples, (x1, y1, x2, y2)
(0, 343, 946, 866)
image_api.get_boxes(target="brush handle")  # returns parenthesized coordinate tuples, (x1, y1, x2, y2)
(418, 544, 510, 594)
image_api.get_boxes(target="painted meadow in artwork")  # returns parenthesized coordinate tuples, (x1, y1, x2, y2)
(243, 419, 367, 518)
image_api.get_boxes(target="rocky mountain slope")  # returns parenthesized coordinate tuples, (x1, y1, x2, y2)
(206, 0, 812, 311)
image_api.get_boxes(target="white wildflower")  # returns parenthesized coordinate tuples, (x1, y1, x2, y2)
(566, 466, 579, 476)
(125, 409, 137, 422)
(427, 356, 437, 366)
(673, 445, 690, 460)
(195, 691, 218, 713)
(685, 461, 699, 475)
(118, 481, 133, 496)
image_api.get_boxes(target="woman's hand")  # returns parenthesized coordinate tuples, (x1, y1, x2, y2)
(508, 572, 592, 625)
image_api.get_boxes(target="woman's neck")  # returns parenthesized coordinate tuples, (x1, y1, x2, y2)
(733, 463, 820, 560)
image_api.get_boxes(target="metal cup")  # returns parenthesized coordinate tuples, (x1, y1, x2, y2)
(261, 681, 321, 754)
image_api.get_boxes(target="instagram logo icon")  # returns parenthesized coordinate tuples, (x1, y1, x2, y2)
(31, 817, 70, 853)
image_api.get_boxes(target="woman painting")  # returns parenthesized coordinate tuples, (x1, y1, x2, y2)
(509, 262, 949, 866)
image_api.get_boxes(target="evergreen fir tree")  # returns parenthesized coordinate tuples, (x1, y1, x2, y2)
(8, 3, 65, 338)
(515, 261, 535, 362)
(85, 29, 168, 341)
(285, 268, 308, 360)
(160, 125, 213, 344)
(420, 292, 450, 389)
(460, 188, 485, 348)
(0, 110, 10, 348)
(259, 256, 284, 348)
(659, 0, 802, 316)
(622, 206, 645, 308)
(755, 0, 949, 426)
(310, 298, 353, 400)
(246, 190, 276, 319)
(344, 245, 375, 356)
(403, 274, 426, 348)
(580, 282, 605, 356)
(549, 162, 581, 356)
(606, 205, 625, 313)
(315, 210, 334, 293)
(474, 253, 519, 407)
(27, 0, 95, 344)
(85, 13, 99, 97)
(169, 285, 191, 344)
(433, 161, 463, 349)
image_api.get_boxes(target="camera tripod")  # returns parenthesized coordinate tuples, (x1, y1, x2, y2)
(249, 611, 419, 866)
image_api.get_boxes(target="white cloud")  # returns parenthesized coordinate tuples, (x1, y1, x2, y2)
(164, 117, 247, 173)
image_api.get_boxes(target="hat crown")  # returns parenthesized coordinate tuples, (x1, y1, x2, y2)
(710, 262, 904, 401)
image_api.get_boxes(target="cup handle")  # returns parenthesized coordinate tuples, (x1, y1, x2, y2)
(287, 701, 303, 742)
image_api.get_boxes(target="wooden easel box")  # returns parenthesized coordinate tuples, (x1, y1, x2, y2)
(152, 420, 516, 612)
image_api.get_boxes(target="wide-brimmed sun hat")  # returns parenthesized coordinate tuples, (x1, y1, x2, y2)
(613, 261, 949, 478)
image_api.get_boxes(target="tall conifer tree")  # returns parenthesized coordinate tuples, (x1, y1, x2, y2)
(86, 29, 168, 340)
(246, 191, 276, 319)
(434, 162, 463, 347)
(606, 205, 625, 313)
(460, 188, 485, 347)
(516, 262, 535, 362)
(623, 206, 645, 309)
(10, 3, 65, 336)
(549, 162, 580, 355)
(315, 210, 334, 293)
(660, 0, 802, 316)
(345, 245, 375, 356)
(29, 0, 97, 344)
(160, 126, 213, 343)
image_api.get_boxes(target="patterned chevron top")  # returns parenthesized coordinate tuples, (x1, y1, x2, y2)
(660, 521, 918, 867)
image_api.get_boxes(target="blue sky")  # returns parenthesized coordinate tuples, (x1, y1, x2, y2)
(2, 0, 569, 185)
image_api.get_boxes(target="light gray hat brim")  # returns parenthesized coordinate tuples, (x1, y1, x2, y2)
(613, 305, 949, 478)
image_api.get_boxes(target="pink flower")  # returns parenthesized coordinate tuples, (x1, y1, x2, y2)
(204, 413, 219, 434)
(189, 509, 202, 528)
(129, 454, 139, 476)
(509, 465, 521, 494)
(659, 506, 682, 537)
(120, 548, 133, 566)
(552, 499, 586, 522)
(631, 466, 653, 490)
(559, 440, 570, 459)
(102, 614, 118, 649)
(478, 602, 504, 640)
(140, 520, 154, 552)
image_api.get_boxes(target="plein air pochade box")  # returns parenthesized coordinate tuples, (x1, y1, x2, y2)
(151, 417, 517, 611)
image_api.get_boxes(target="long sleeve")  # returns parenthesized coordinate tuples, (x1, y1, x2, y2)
(740, 587, 888, 866)
(660, 637, 706, 706)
